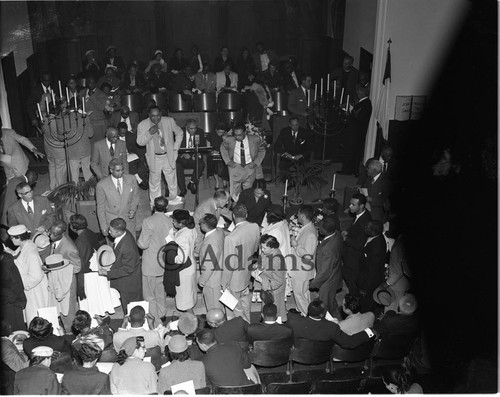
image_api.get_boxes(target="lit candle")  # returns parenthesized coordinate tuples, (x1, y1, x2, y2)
(307, 90, 311, 107)
(346, 95, 350, 112)
(58, 81, 62, 99)
(333, 81, 336, 99)
(284, 179, 288, 195)
(340, 88, 344, 104)
(45, 96, 50, 113)
(74, 92, 77, 109)
(327, 74, 330, 92)
(314, 84, 317, 101)
(320, 78, 323, 97)
(51, 89, 55, 105)
(37, 103, 43, 121)
(332, 173, 336, 190)
(82, 92, 86, 113)
(66, 87, 69, 103)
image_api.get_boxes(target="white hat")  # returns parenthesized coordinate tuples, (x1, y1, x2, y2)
(33, 231, 50, 250)
(42, 254, 70, 272)
(8, 225, 28, 236)
(31, 346, 54, 357)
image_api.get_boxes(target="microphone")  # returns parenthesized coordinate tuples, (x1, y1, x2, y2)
(194, 134, 200, 147)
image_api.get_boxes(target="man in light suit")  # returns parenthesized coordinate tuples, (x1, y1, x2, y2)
(221, 204, 260, 323)
(108, 105, 139, 134)
(137, 106, 184, 206)
(7, 182, 54, 233)
(1, 170, 37, 227)
(99, 218, 142, 312)
(220, 123, 266, 201)
(95, 158, 139, 238)
(287, 73, 313, 128)
(309, 217, 343, 318)
(194, 62, 217, 93)
(137, 196, 172, 327)
(289, 205, 318, 317)
(48, 220, 81, 333)
(216, 62, 238, 94)
(198, 214, 225, 311)
(91, 126, 128, 180)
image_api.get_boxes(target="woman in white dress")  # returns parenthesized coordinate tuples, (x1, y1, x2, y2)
(169, 210, 198, 313)
(6, 225, 49, 325)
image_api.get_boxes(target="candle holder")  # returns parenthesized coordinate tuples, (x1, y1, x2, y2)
(329, 189, 336, 198)
(282, 194, 289, 211)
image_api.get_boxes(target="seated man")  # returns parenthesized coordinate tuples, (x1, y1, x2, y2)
(236, 179, 271, 225)
(216, 62, 238, 94)
(274, 116, 310, 172)
(109, 105, 139, 134)
(176, 119, 206, 196)
(248, 303, 292, 343)
(374, 294, 419, 338)
(147, 63, 170, 93)
(206, 308, 248, 344)
(172, 65, 196, 100)
(196, 328, 252, 387)
(286, 300, 375, 348)
(90, 126, 128, 180)
(195, 62, 217, 93)
(338, 294, 375, 336)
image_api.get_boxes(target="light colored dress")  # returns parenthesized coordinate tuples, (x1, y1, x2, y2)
(171, 227, 198, 311)
(14, 241, 49, 325)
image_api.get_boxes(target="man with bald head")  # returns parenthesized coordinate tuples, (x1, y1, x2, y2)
(206, 308, 248, 344)
(91, 126, 128, 180)
(363, 159, 392, 223)
(109, 105, 139, 134)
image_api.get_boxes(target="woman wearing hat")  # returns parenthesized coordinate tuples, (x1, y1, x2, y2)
(109, 336, 157, 394)
(158, 334, 206, 393)
(145, 50, 168, 74)
(6, 225, 49, 326)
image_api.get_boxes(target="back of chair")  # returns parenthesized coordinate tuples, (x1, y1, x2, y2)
(314, 379, 362, 394)
(266, 381, 312, 394)
(372, 333, 417, 360)
(291, 338, 334, 365)
(213, 383, 263, 394)
(331, 339, 375, 362)
(250, 338, 293, 367)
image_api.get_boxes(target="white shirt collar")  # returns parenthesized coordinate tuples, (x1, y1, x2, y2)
(205, 229, 216, 238)
(373, 172, 381, 182)
(111, 175, 122, 188)
(355, 210, 366, 222)
(358, 96, 368, 103)
(106, 139, 114, 149)
(322, 232, 336, 242)
(264, 320, 276, 325)
(22, 200, 33, 212)
(114, 232, 126, 246)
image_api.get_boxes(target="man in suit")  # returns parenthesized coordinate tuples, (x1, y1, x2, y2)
(69, 214, 101, 301)
(363, 159, 393, 223)
(137, 106, 184, 206)
(1, 170, 37, 227)
(109, 105, 139, 134)
(357, 145, 400, 187)
(274, 116, 310, 171)
(309, 216, 343, 318)
(236, 179, 271, 225)
(220, 123, 266, 201)
(101, 45, 125, 77)
(252, 41, 278, 74)
(338, 84, 372, 176)
(320, 198, 341, 232)
(48, 220, 81, 333)
(216, 62, 238, 94)
(137, 196, 173, 327)
(99, 218, 142, 312)
(7, 182, 54, 233)
(206, 308, 248, 344)
(194, 62, 217, 93)
(117, 122, 148, 190)
(342, 193, 372, 295)
(281, 61, 300, 93)
(287, 73, 313, 128)
(248, 303, 292, 343)
(374, 294, 419, 339)
(331, 55, 359, 102)
(198, 214, 225, 311)
(147, 63, 170, 94)
(289, 205, 317, 317)
(80, 76, 108, 143)
(190, 45, 208, 74)
(286, 300, 375, 347)
(26, 72, 53, 129)
(91, 126, 128, 180)
(221, 204, 260, 323)
(95, 158, 139, 238)
(176, 119, 206, 196)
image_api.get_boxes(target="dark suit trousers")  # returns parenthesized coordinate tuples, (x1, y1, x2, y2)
(342, 266, 359, 296)
(119, 289, 143, 313)
(318, 284, 340, 319)
(176, 156, 205, 189)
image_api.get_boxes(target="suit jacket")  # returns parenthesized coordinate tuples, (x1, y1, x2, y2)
(357, 234, 387, 295)
(1, 175, 25, 226)
(343, 211, 372, 271)
(310, 232, 343, 292)
(26, 83, 52, 122)
(14, 365, 60, 395)
(236, 188, 271, 225)
(109, 112, 140, 134)
(80, 88, 108, 123)
(248, 322, 292, 343)
(172, 73, 195, 94)
(101, 56, 126, 73)
(201, 342, 251, 387)
(147, 71, 170, 92)
(53, 234, 82, 274)
(213, 317, 248, 343)
(0, 129, 35, 180)
(220, 134, 266, 167)
(106, 230, 142, 294)
(95, 174, 139, 234)
(90, 138, 129, 180)
(331, 67, 359, 100)
(288, 86, 313, 117)
(286, 312, 370, 348)
(65, 114, 94, 159)
(213, 56, 235, 73)
(346, 98, 372, 140)
(7, 196, 55, 232)
(221, 221, 260, 292)
(366, 173, 392, 212)
(193, 198, 232, 226)
(374, 310, 419, 340)
(137, 116, 184, 171)
(121, 72, 147, 93)
(194, 72, 217, 93)
(281, 71, 299, 93)
(74, 228, 101, 298)
(198, 228, 225, 288)
(291, 221, 317, 281)
(178, 127, 207, 150)
(216, 71, 238, 93)
(252, 50, 278, 73)
(274, 127, 310, 157)
(190, 53, 209, 73)
(259, 69, 281, 90)
(137, 212, 173, 277)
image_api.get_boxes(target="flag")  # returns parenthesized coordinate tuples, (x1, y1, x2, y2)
(375, 42, 391, 140)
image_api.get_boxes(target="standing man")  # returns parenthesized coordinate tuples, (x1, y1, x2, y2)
(220, 123, 266, 201)
(221, 204, 260, 323)
(137, 106, 184, 206)
(48, 220, 81, 333)
(289, 205, 317, 317)
(1, 170, 38, 227)
(309, 217, 343, 318)
(137, 196, 172, 326)
(363, 159, 393, 223)
(342, 193, 372, 295)
(67, 111, 94, 184)
(99, 218, 142, 312)
(26, 72, 53, 129)
(80, 76, 108, 143)
(95, 158, 139, 238)
(274, 116, 310, 171)
(109, 105, 139, 134)
(198, 214, 225, 311)
(287, 73, 313, 128)
(332, 55, 359, 101)
(91, 126, 128, 180)
(252, 41, 278, 74)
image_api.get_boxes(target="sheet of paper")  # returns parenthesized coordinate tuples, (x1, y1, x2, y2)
(127, 153, 139, 163)
(37, 307, 61, 335)
(169, 320, 179, 331)
(219, 289, 239, 310)
(360, 188, 368, 196)
(227, 222, 235, 232)
(143, 356, 152, 363)
(171, 380, 196, 395)
(96, 362, 114, 374)
(216, 216, 226, 229)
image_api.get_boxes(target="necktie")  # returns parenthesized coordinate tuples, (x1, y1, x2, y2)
(116, 178, 122, 194)
(188, 135, 194, 148)
(27, 203, 33, 215)
(109, 143, 114, 157)
(240, 141, 246, 167)
(52, 243, 56, 254)
(383, 162, 388, 173)
(292, 132, 297, 145)
(225, 74, 231, 87)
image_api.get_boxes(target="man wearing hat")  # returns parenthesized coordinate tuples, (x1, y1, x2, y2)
(83, 49, 101, 78)
(44, 254, 73, 323)
(101, 45, 125, 77)
(374, 293, 419, 339)
(13, 346, 60, 395)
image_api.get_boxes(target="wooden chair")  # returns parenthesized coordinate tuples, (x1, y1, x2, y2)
(369, 333, 419, 377)
(250, 338, 293, 369)
(314, 379, 363, 394)
(213, 383, 263, 394)
(288, 338, 335, 381)
(330, 338, 375, 372)
(266, 381, 312, 394)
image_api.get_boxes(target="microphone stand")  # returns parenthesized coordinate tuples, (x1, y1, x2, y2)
(194, 136, 200, 208)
